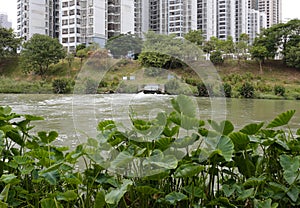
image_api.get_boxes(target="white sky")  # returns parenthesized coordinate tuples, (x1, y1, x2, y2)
(0, 0, 299, 30)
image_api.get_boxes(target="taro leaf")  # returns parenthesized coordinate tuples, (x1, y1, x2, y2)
(13, 156, 33, 165)
(56, 190, 77, 201)
(41, 170, 60, 185)
(136, 186, 163, 195)
(38, 131, 58, 144)
(254, 199, 276, 208)
(110, 151, 133, 170)
(287, 185, 299, 202)
(222, 184, 236, 197)
(94, 190, 105, 208)
(0, 106, 12, 115)
(41, 198, 62, 208)
(240, 122, 264, 135)
(39, 162, 63, 175)
(266, 110, 295, 128)
(97, 120, 116, 131)
(216, 136, 234, 161)
(172, 95, 196, 117)
(237, 188, 254, 201)
(0, 184, 10, 202)
(144, 171, 170, 181)
(182, 185, 204, 198)
(0, 174, 19, 184)
(173, 136, 196, 148)
(209, 197, 236, 208)
(279, 155, 300, 185)
(65, 174, 82, 185)
(105, 179, 133, 205)
(229, 132, 250, 151)
(6, 129, 24, 147)
(144, 150, 177, 170)
(268, 182, 288, 192)
(243, 176, 266, 187)
(174, 163, 204, 178)
(165, 192, 188, 205)
(163, 125, 179, 137)
(155, 137, 175, 151)
(208, 120, 234, 135)
(234, 155, 255, 178)
(297, 129, 300, 136)
(181, 115, 199, 130)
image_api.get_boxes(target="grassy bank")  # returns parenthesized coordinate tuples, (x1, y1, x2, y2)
(0, 55, 300, 99)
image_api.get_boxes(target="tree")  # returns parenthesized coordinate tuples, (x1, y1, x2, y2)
(250, 45, 268, 73)
(76, 49, 88, 68)
(235, 33, 250, 64)
(105, 33, 142, 58)
(76, 44, 86, 52)
(0, 28, 22, 60)
(20, 34, 66, 79)
(184, 30, 204, 46)
(285, 43, 300, 69)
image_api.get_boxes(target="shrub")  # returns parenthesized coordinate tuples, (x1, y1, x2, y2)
(210, 50, 224, 65)
(238, 82, 255, 98)
(52, 78, 72, 94)
(223, 83, 232, 98)
(165, 79, 180, 94)
(197, 82, 213, 97)
(274, 85, 285, 96)
(144, 67, 164, 77)
(85, 79, 98, 94)
(184, 77, 199, 86)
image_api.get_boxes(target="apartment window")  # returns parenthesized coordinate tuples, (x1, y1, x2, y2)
(89, 18, 93, 25)
(62, 28, 68, 34)
(62, 2, 68, 7)
(69, 18, 75, 24)
(70, 28, 75, 34)
(62, 19, 68, 25)
(62, 11, 68, 16)
(62, 38, 68, 43)
(70, 37, 75, 43)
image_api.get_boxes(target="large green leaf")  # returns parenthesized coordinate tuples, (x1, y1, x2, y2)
(216, 136, 234, 161)
(0, 174, 19, 184)
(144, 150, 178, 170)
(222, 184, 236, 197)
(204, 136, 234, 162)
(105, 179, 132, 205)
(0, 185, 10, 202)
(110, 151, 133, 171)
(254, 199, 278, 208)
(41, 170, 60, 185)
(240, 122, 264, 135)
(97, 120, 116, 131)
(0, 201, 8, 208)
(237, 188, 254, 201)
(41, 198, 62, 208)
(234, 155, 256, 178)
(155, 137, 175, 151)
(165, 192, 188, 205)
(287, 185, 299, 202)
(229, 132, 250, 151)
(174, 163, 204, 178)
(171, 95, 196, 117)
(266, 110, 295, 128)
(56, 190, 77, 201)
(94, 190, 105, 208)
(208, 120, 234, 135)
(38, 131, 58, 144)
(279, 155, 300, 185)
(135, 186, 163, 195)
(182, 185, 204, 198)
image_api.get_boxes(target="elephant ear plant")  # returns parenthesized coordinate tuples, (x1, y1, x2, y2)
(0, 96, 299, 208)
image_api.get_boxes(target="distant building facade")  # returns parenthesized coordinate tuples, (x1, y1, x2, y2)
(0, 13, 12, 29)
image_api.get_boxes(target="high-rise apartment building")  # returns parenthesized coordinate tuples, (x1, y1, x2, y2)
(16, 0, 59, 41)
(60, 0, 135, 52)
(148, 0, 197, 37)
(197, 0, 248, 42)
(0, 13, 12, 29)
(257, 0, 282, 27)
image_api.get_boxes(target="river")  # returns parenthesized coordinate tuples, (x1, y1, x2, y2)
(0, 94, 299, 148)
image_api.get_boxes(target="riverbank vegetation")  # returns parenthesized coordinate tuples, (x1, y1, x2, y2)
(0, 95, 300, 207)
(0, 20, 300, 99)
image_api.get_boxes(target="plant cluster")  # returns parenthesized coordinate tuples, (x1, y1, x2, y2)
(0, 96, 299, 207)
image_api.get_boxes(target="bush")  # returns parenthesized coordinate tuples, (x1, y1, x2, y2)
(274, 85, 285, 96)
(238, 82, 255, 98)
(144, 67, 164, 77)
(85, 79, 99, 94)
(223, 83, 232, 98)
(52, 78, 72, 94)
(210, 50, 224, 65)
(197, 82, 213, 97)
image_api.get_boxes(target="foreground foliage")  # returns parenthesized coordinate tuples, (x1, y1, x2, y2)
(0, 95, 300, 207)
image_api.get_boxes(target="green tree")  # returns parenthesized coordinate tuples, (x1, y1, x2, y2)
(0, 28, 22, 60)
(20, 34, 66, 79)
(76, 49, 88, 68)
(250, 45, 268, 73)
(235, 33, 249, 64)
(285, 43, 300, 69)
(106, 33, 142, 58)
(184, 30, 204, 46)
(76, 43, 86, 52)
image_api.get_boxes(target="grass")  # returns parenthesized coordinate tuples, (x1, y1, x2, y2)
(0, 55, 300, 99)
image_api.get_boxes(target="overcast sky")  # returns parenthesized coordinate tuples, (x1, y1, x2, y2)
(0, 0, 299, 30)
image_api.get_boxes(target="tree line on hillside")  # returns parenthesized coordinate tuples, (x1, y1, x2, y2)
(0, 19, 300, 80)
